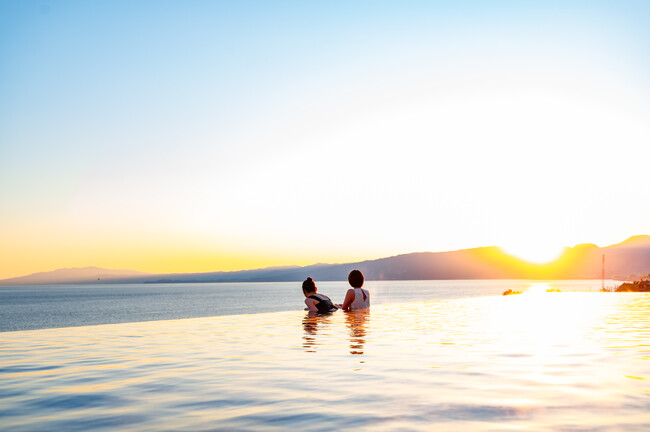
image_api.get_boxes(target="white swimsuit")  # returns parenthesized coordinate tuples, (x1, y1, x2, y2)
(349, 288, 370, 310)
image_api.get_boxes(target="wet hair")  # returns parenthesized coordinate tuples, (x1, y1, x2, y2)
(302, 277, 317, 293)
(348, 270, 364, 288)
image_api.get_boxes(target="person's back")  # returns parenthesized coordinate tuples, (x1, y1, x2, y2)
(308, 293, 338, 314)
(342, 270, 370, 311)
(302, 277, 338, 314)
(349, 287, 370, 310)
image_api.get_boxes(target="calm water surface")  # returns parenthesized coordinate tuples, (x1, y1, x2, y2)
(0, 279, 619, 331)
(1, 291, 648, 431)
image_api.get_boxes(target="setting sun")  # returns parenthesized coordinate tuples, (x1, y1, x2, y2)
(500, 244, 566, 264)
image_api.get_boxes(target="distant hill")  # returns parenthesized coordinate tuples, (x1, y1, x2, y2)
(1, 235, 649, 285)
(0, 267, 151, 285)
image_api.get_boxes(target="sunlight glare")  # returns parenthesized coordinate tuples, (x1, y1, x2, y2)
(525, 283, 552, 295)
(501, 243, 566, 264)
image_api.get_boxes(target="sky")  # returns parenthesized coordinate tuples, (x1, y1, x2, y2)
(1, 0, 650, 279)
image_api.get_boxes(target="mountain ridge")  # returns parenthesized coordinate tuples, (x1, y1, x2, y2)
(2, 235, 648, 285)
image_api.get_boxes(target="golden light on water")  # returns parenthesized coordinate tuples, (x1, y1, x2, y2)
(1, 292, 649, 430)
(524, 282, 553, 295)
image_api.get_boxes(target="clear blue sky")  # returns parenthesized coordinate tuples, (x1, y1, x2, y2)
(1, 0, 650, 277)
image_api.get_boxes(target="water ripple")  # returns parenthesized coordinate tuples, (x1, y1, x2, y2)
(0, 293, 649, 431)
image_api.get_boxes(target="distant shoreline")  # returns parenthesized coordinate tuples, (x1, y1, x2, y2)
(2, 235, 648, 286)
(0, 277, 627, 288)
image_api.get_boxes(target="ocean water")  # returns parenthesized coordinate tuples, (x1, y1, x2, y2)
(0, 279, 619, 332)
(2, 282, 648, 431)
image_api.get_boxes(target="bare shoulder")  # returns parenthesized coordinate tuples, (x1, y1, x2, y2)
(342, 288, 356, 310)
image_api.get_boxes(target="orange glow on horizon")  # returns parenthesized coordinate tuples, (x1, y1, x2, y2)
(500, 244, 566, 265)
(0, 222, 369, 280)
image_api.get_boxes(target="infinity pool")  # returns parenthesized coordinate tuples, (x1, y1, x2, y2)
(1, 292, 649, 431)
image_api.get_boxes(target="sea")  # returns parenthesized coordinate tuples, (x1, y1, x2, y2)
(1, 279, 649, 431)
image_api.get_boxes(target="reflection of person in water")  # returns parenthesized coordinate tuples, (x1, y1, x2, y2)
(345, 310, 369, 355)
(301, 309, 369, 355)
(302, 314, 331, 352)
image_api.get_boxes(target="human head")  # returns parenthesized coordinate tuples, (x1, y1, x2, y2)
(302, 277, 317, 296)
(348, 270, 364, 288)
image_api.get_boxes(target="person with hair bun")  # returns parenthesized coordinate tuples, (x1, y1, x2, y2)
(302, 277, 338, 314)
(342, 270, 370, 311)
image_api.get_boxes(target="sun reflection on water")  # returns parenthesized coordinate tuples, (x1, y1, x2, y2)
(524, 282, 552, 295)
(1, 293, 649, 431)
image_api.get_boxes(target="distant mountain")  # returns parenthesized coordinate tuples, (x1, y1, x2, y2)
(2, 235, 649, 285)
(134, 235, 650, 283)
(0, 267, 151, 285)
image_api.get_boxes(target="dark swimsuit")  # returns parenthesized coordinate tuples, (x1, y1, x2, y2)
(308, 294, 338, 313)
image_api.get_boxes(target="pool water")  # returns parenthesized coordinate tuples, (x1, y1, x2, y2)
(1, 292, 649, 431)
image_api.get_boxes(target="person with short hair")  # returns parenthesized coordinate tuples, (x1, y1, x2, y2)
(302, 277, 338, 314)
(342, 269, 370, 311)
